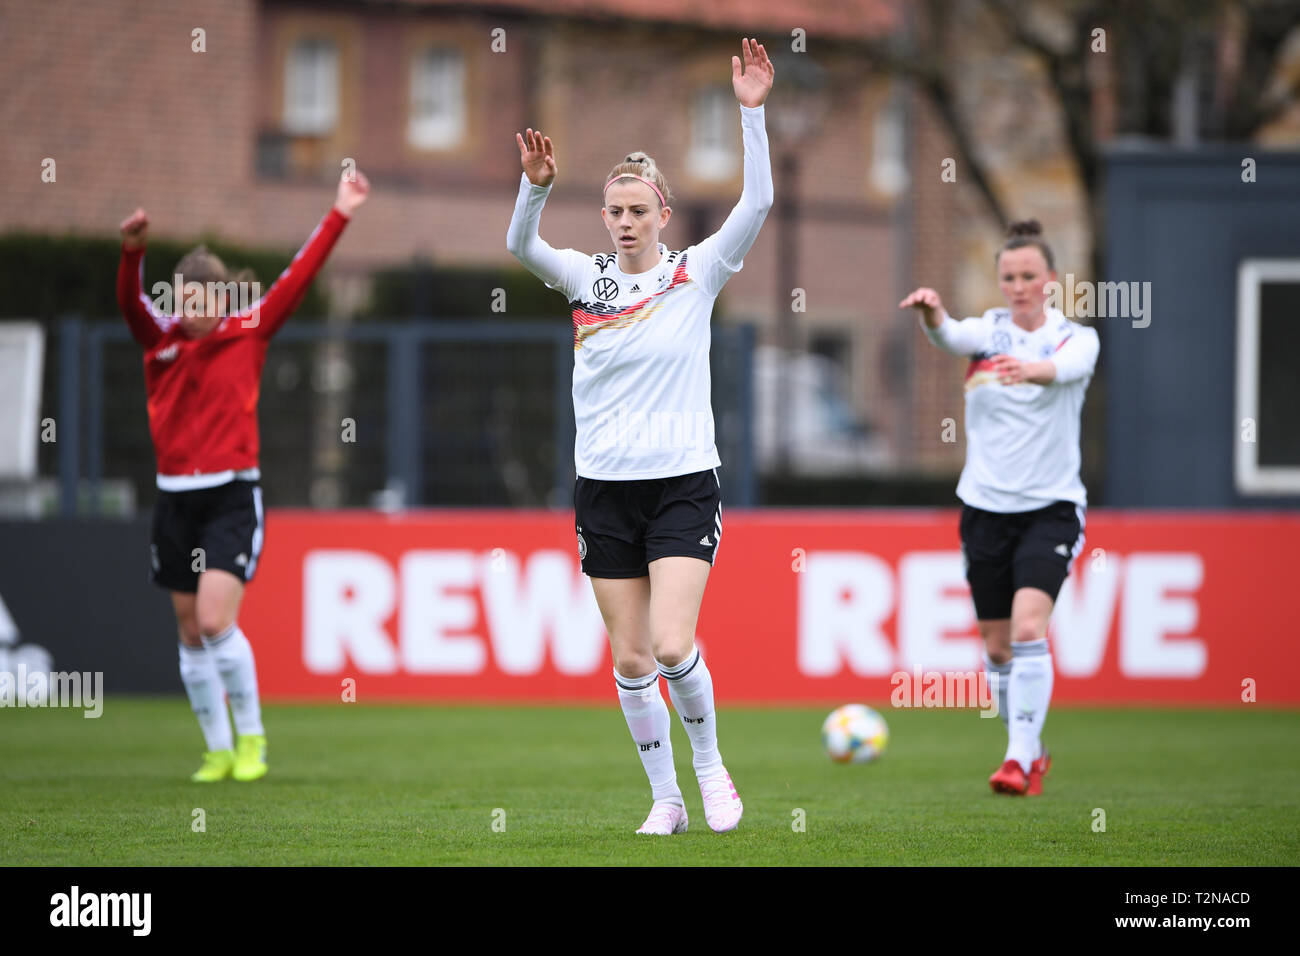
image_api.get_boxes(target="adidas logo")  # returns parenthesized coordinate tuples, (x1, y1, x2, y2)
(630, 283, 640, 292)
(235, 553, 248, 566)
(699, 535, 712, 547)
(1054, 543, 1070, 557)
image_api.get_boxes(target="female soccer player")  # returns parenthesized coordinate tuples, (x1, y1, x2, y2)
(900, 220, 1098, 796)
(506, 38, 774, 833)
(117, 169, 369, 782)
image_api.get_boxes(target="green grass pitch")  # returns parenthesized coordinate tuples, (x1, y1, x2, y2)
(2, 699, 1297, 866)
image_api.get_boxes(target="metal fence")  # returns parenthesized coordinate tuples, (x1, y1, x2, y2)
(51, 318, 757, 514)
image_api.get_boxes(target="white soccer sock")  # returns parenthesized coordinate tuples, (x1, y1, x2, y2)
(178, 642, 233, 752)
(658, 648, 723, 777)
(983, 651, 1011, 729)
(1006, 639, 1054, 773)
(615, 669, 682, 804)
(202, 624, 264, 737)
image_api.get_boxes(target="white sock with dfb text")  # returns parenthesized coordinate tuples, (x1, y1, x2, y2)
(202, 624, 264, 737)
(1006, 639, 1053, 773)
(178, 642, 233, 752)
(659, 648, 723, 777)
(615, 669, 682, 804)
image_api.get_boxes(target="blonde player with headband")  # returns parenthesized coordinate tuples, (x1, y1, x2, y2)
(507, 38, 774, 834)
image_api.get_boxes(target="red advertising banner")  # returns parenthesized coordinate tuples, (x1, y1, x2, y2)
(242, 510, 1298, 704)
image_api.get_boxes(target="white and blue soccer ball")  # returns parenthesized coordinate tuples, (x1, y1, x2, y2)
(821, 704, 889, 764)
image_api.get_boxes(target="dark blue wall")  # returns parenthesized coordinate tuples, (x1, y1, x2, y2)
(1104, 147, 1300, 508)
(0, 518, 179, 693)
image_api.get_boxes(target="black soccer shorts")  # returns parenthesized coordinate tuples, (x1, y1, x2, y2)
(959, 499, 1085, 620)
(150, 479, 264, 592)
(574, 469, 722, 578)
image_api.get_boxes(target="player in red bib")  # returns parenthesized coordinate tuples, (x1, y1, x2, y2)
(117, 169, 369, 782)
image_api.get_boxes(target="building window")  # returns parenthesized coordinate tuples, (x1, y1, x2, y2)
(810, 330, 852, 373)
(687, 86, 738, 182)
(284, 37, 339, 136)
(409, 48, 466, 150)
(1235, 259, 1300, 494)
(870, 91, 908, 197)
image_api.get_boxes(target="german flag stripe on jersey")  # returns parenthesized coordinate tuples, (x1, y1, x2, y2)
(572, 255, 693, 350)
(964, 354, 999, 392)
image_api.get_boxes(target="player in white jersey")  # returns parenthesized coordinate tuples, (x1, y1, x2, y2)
(506, 38, 774, 834)
(901, 219, 1099, 797)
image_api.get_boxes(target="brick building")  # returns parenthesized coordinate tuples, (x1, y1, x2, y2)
(16, 1, 1289, 490)
(4, 0, 979, 480)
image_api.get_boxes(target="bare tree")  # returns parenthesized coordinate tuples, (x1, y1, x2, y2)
(864, 0, 1300, 278)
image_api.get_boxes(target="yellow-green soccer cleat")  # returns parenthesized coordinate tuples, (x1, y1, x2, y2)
(191, 749, 235, 783)
(232, 734, 268, 782)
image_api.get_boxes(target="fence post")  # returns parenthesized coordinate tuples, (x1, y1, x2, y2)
(551, 329, 575, 507)
(58, 316, 82, 516)
(86, 324, 105, 514)
(386, 325, 422, 506)
(735, 323, 757, 507)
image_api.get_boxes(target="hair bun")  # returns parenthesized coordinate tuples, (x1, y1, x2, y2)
(1006, 219, 1043, 238)
(606, 152, 672, 206)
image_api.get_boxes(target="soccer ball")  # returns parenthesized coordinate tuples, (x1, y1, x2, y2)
(821, 704, 889, 764)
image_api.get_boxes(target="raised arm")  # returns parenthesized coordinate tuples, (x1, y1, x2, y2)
(116, 208, 173, 348)
(690, 39, 775, 298)
(506, 128, 588, 301)
(243, 170, 367, 338)
(900, 287, 986, 356)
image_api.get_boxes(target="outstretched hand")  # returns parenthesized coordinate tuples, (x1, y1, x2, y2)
(899, 287, 946, 328)
(517, 128, 557, 187)
(120, 208, 149, 250)
(732, 38, 774, 108)
(335, 169, 371, 216)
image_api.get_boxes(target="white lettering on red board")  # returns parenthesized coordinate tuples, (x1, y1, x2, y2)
(304, 550, 397, 673)
(796, 552, 894, 677)
(304, 549, 605, 676)
(797, 550, 1206, 680)
(300, 548, 1207, 681)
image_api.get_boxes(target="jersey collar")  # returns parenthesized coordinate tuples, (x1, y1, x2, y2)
(613, 243, 668, 278)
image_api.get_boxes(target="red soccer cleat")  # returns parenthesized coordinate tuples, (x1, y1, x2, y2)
(989, 759, 1029, 795)
(1027, 748, 1052, 796)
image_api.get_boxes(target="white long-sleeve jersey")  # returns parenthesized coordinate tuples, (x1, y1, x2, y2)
(507, 104, 773, 480)
(923, 306, 1099, 513)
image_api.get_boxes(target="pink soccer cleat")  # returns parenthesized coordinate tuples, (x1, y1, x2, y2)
(698, 767, 743, 832)
(636, 801, 689, 835)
